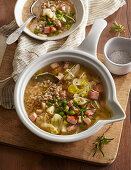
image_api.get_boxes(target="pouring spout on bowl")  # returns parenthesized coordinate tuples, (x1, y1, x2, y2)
(106, 98, 126, 123)
(78, 19, 107, 57)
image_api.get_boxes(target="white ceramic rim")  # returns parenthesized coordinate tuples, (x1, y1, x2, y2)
(14, 49, 126, 143)
(104, 37, 131, 67)
(14, 0, 85, 41)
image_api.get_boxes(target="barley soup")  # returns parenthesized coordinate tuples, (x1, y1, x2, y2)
(24, 62, 112, 135)
(22, 0, 76, 37)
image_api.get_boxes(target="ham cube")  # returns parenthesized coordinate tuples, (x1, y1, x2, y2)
(89, 90, 99, 100)
(30, 112, 37, 122)
(68, 100, 73, 107)
(84, 105, 96, 116)
(57, 73, 64, 80)
(50, 62, 60, 69)
(83, 117, 91, 126)
(56, 20, 62, 28)
(67, 125, 77, 131)
(59, 6, 65, 11)
(51, 26, 57, 33)
(67, 115, 77, 125)
(85, 103, 96, 116)
(94, 83, 104, 92)
(84, 109, 96, 116)
(44, 27, 50, 34)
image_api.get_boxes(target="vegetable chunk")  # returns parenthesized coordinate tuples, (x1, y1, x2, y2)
(51, 114, 63, 131)
(42, 8, 54, 19)
(57, 73, 64, 80)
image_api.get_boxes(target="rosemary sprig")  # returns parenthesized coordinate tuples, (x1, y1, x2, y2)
(110, 21, 125, 36)
(93, 135, 114, 157)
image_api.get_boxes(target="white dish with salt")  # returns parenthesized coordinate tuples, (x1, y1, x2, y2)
(104, 37, 131, 75)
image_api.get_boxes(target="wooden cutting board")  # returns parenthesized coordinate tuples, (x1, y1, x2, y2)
(0, 44, 131, 165)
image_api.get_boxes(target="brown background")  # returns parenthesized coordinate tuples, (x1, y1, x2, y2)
(0, 0, 131, 169)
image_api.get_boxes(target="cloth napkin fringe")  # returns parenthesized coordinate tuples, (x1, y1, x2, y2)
(0, 77, 15, 109)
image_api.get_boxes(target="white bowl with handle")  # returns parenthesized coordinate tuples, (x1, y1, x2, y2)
(14, 0, 85, 41)
(14, 19, 126, 142)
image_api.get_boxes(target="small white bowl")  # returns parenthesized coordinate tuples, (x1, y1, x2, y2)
(14, 0, 85, 41)
(104, 37, 131, 75)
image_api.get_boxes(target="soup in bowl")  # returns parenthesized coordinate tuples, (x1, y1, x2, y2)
(23, 0, 76, 37)
(24, 61, 112, 135)
(14, 19, 125, 142)
(15, 0, 84, 40)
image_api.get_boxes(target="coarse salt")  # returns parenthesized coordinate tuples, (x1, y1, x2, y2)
(108, 50, 131, 64)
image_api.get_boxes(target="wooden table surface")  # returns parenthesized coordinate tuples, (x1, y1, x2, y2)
(0, 0, 131, 169)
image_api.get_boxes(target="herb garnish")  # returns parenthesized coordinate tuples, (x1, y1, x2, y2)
(63, 14, 75, 22)
(93, 135, 114, 157)
(73, 101, 95, 122)
(110, 21, 125, 36)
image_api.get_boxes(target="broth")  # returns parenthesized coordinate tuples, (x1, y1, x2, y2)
(22, 0, 76, 37)
(24, 62, 112, 135)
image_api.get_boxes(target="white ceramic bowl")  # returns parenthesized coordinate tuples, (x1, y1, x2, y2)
(104, 37, 131, 75)
(14, 0, 85, 41)
(14, 19, 126, 142)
